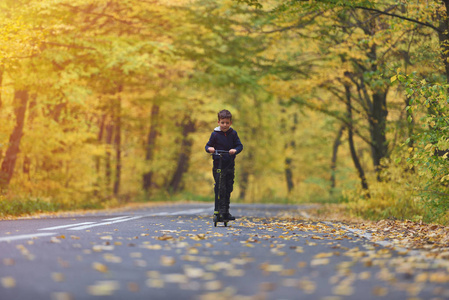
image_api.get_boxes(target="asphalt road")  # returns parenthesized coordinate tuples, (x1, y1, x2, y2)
(1, 203, 449, 300)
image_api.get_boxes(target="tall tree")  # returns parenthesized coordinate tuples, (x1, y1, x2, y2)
(168, 115, 196, 193)
(0, 90, 29, 189)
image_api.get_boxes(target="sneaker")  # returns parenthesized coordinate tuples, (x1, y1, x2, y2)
(226, 213, 236, 220)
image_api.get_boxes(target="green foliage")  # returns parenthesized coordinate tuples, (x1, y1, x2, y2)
(0, 196, 60, 217)
(391, 70, 449, 220)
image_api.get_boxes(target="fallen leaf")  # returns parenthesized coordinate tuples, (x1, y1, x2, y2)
(130, 252, 142, 258)
(51, 292, 73, 300)
(3, 258, 15, 266)
(372, 286, 388, 296)
(164, 274, 188, 283)
(314, 252, 334, 259)
(157, 235, 173, 241)
(333, 284, 354, 296)
(298, 279, 316, 294)
(160, 256, 176, 266)
(51, 237, 61, 244)
(103, 253, 122, 263)
(127, 282, 139, 292)
(51, 272, 65, 282)
(1, 277, 16, 288)
(185, 267, 205, 279)
(93, 245, 114, 252)
(260, 264, 283, 272)
(204, 280, 222, 291)
(87, 281, 119, 296)
(260, 282, 276, 292)
(190, 234, 207, 241)
(92, 262, 108, 273)
(310, 258, 330, 266)
(146, 279, 164, 288)
(225, 269, 245, 277)
(134, 260, 147, 267)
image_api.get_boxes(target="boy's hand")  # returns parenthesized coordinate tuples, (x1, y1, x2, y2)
(229, 149, 237, 155)
(208, 147, 215, 153)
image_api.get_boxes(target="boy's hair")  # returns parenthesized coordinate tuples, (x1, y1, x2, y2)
(217, 109, 232, 120)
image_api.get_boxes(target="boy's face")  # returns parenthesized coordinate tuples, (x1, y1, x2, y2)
(218, 118, 232, 132)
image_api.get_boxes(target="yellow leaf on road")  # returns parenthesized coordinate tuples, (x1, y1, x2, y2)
(51, 272, 65, 282)
(310, 258, 330, 266)
(51, 292, 73, 300)
(333, 284, 354, 296)
(146, 279, 164, 288)
(298, 279, 316, 294)
(157, 235, 173, 241)
(160, 255, 176, 266)
(185, 267, 205, 279)
(92, 262, 108, 273)
(314, 252, 333, 258)
(1, 277, 16, 288)
(87, 281, 119, 296)
(204, 280, 222, 291)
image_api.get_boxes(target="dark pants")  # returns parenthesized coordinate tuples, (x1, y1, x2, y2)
(212, 165, 235, 214)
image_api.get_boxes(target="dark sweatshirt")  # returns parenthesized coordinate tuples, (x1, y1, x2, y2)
(205, 127, 243, 168)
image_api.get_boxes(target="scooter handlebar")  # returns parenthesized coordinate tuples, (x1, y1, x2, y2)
(211, 150, 230, 155)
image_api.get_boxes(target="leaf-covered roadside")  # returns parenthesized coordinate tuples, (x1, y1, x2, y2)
(307, 204, 449, 261)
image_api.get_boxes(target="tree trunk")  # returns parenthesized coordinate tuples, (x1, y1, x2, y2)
(345, 84, 370, 196)
(168, 117, 196, 193)
(0, 68, 3, 109)
(370, 90, 389, 179)
(438, 0, 449, 84)
(94, 114, 107, 197)
(239, 129, 254, 201)
(284, 157, 294, 195)
(284, 112, 297, 195)
(330, 124, 345, 192)
(239, 167, 249, 201)
(22, 94, 37, 179)
(143, 104, 160, 192)
(96, 114, 106, 173)
(113, 87, 122, 196)
(0, 90, 29, 189)
(105, 122, 114, 190)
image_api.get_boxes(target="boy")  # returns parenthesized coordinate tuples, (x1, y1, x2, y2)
(205, 109, 243, 221)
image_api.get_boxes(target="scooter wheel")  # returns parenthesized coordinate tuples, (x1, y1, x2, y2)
(214, 222, 217, 227)
(224, 222, 228, 227)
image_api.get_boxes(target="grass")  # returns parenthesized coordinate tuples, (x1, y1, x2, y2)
(0, 197, 60, 218)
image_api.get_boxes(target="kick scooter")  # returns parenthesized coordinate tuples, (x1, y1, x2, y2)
(211, 150, 232, 227)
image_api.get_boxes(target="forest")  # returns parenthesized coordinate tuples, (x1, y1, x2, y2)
(1, 0, 449, 224)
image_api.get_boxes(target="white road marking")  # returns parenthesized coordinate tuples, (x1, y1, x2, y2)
(1, 207, 213, 241)
(102, 216, 131, 221)
(38, 222, 96, 231)
(0, 232, 57, 242)
(149, 208, 210, 216)
(67, 208, 210, 230)
(68, 216, 143, 230)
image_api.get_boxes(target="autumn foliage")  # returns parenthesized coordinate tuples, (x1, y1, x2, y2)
(1, 0, 449, 223)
